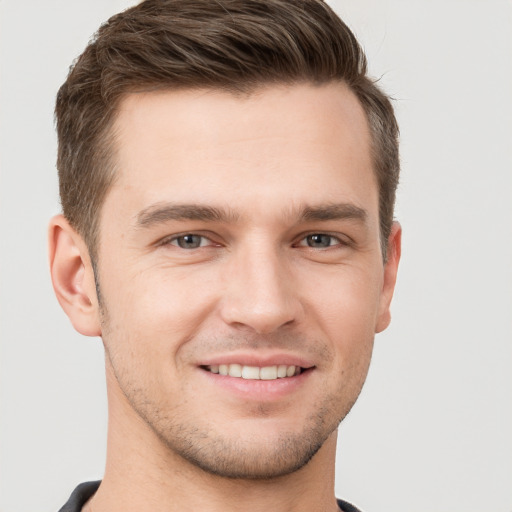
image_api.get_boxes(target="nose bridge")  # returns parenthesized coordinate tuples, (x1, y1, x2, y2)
(220, 237, 301, 333)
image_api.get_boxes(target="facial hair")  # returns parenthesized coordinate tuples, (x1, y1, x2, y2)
(102, 327, 372, 481)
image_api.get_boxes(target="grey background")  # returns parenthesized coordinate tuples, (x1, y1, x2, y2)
(1, 1, 511, 511)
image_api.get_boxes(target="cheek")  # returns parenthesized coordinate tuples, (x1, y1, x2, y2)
(300, 264, 381, 384)
(305, 265, 383, 333)
(99, 265, 221, 353)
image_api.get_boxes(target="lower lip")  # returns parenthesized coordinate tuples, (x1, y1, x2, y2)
(198, 367, 313, 401)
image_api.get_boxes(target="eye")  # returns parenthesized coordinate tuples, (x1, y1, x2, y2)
(298, 233, 343, 249)
(169, 234, 211, 249)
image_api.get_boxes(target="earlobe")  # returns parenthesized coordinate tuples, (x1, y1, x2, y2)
(48, 215, 102, 337)
(375, 221, 402, 334)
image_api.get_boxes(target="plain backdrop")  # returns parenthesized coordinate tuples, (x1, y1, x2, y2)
(1, 1, 511, 511)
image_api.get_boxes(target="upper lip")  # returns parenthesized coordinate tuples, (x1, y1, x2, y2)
(198, 352, 315, 369)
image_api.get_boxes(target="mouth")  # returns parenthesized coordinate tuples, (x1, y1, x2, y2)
(200, 364, 310, 380)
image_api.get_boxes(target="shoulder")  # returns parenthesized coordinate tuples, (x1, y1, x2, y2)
(337, 498, 364, 512)
(58, 481, 100, 512)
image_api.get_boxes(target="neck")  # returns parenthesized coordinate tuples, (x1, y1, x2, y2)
(88, 370, 340, 512)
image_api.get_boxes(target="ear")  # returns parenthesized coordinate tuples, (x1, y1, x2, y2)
(375, 221, 402, 333)
(48, 215, 102, 337)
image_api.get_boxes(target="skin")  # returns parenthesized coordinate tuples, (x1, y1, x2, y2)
(49, 82, 401, 512)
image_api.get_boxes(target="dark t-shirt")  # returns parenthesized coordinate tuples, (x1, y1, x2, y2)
(58, 481, 363, 512)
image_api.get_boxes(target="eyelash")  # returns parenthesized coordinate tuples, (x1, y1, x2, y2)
(161, 233, 218, 250)
(160, 232, 351, 250)
(295, 233, 349, 249)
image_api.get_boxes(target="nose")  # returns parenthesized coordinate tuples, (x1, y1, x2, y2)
(219, 242, 303, 334)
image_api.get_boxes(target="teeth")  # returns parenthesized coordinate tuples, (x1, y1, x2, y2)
(206, 364, 301, 380)
(277, 365, 288, 378)
(228, 364, 242, 377)
(242, 365, 260, 379)
(260, 366, 278, 380)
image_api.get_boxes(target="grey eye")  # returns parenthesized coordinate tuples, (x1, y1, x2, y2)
(175, 234, 204, 249)
(306, 234, 335, 248)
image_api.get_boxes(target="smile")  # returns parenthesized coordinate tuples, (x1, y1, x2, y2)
(202, 364, 303, 380)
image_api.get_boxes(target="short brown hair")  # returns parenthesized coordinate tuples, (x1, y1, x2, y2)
(56, 0, 399, 259)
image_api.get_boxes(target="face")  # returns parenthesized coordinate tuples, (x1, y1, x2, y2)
(93, 83, 399, 479)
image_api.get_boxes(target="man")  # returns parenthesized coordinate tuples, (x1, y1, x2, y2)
(49, 1, 401, 511)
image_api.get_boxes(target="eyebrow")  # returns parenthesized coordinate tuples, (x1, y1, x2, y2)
(135, 201, 367, 229)
(136, 202, 239, 227)
(299, 203, 368, 223)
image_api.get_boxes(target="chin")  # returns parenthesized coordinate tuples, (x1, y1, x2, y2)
(147, 400, 346, 480)
(164, 426, 330, 480)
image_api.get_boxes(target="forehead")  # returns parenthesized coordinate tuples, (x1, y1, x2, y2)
(106, 83, 377, 225)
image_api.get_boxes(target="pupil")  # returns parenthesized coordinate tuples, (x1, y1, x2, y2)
(179, 235, 200, 248)
(308, 234, 330, 247)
